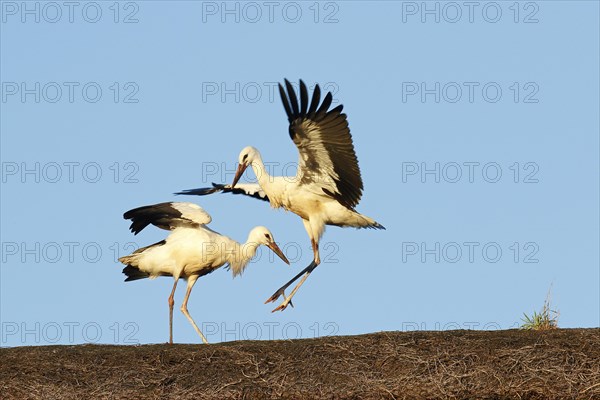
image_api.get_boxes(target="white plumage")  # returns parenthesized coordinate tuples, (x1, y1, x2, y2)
(177, 80, 384, 312)
(119, 201, 289, 343)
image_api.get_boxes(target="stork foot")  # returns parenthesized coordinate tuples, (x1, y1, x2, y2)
(265, 260, 319, 312)
(271, 296, 295, 313)
(265, 288, 285, 304)
(265, 287, 286, 304)
(265, 288, 295, 312)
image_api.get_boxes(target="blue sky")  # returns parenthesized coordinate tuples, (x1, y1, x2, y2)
(1, 1, 598, 346)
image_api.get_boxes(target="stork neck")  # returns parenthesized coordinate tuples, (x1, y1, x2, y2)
(250, 157, 272, 189)
(229, 239, 260, 277)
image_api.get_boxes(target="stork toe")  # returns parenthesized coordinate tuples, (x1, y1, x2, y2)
(271, 297, 294, 313)
(265, 288, 286, 304)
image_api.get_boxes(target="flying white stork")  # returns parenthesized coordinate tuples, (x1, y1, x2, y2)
(118, 201, 289, 344)
(177, 79, 384, 312)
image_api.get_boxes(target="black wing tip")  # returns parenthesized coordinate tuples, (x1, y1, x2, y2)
(126, 216, 146, 235)
(282, 79, 343, 118)
(174, 185, 223, 196)
(123, 202, 177, 220)
(330, 104, 344, 114)
(308, 84, 321, 115)
(123, 207, 142, 234)
(278, 81, 286, 96)
(282, 79, 309, 116)
(281, 79, 340, 127)
(299, 80, 308, 115)
(279, 82, 293, 121)
(174, 183, 270, 203)
(285, 79, 299, 116)
(372, 222, 386, 230)
(123, 206, 143, 220)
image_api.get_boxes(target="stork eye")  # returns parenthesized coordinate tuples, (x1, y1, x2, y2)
(242, 154, 248, 161)
(264, 233, 271, 239)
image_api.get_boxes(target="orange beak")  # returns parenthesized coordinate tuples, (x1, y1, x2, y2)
(231, 162, 248, 188)
(267, 242, 290, 265)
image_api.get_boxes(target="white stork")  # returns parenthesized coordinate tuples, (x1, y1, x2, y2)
(118, 201, 289, 344)
(177, 79, 384, 312)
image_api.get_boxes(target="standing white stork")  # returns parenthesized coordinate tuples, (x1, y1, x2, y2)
(118, 201, 289, 343)
(177, 79, 384, 312)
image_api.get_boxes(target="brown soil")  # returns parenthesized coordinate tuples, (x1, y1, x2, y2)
(1, 329, 599, 399)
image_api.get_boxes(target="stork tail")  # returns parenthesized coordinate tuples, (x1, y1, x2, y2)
(118, 240, 166, 282)
(352, 212, 386, 230)
(121, 265, 149, 282)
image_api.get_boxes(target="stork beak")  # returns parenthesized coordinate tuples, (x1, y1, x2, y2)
(231, 162, 248, 188)
(267, 242, 290, 265)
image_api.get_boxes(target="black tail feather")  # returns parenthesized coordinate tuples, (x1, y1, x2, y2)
(356, 223, 386, 230)
(122, 265, 149, 282)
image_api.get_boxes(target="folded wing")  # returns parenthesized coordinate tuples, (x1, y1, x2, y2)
(123, 202, 212, 235)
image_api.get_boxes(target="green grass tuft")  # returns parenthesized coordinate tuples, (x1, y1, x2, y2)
(521, 289, 559, 331)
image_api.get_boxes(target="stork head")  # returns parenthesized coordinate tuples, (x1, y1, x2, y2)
(232, 146, 260, 188)
(248, 226, 290, 265)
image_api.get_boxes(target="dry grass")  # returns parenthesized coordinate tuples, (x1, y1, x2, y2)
(1, 329, 599, 399)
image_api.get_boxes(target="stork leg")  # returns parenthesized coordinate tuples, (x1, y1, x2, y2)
(264, 260, 316, 304)
(266, 238, 321, 312)
(180, 276, 209, 344)
(168, 279, 179, 344)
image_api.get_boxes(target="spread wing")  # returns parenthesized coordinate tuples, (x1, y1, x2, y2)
(175, 183, 269, 203)
(279, 79, 363, 209)
(123, 202, 212, 235)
